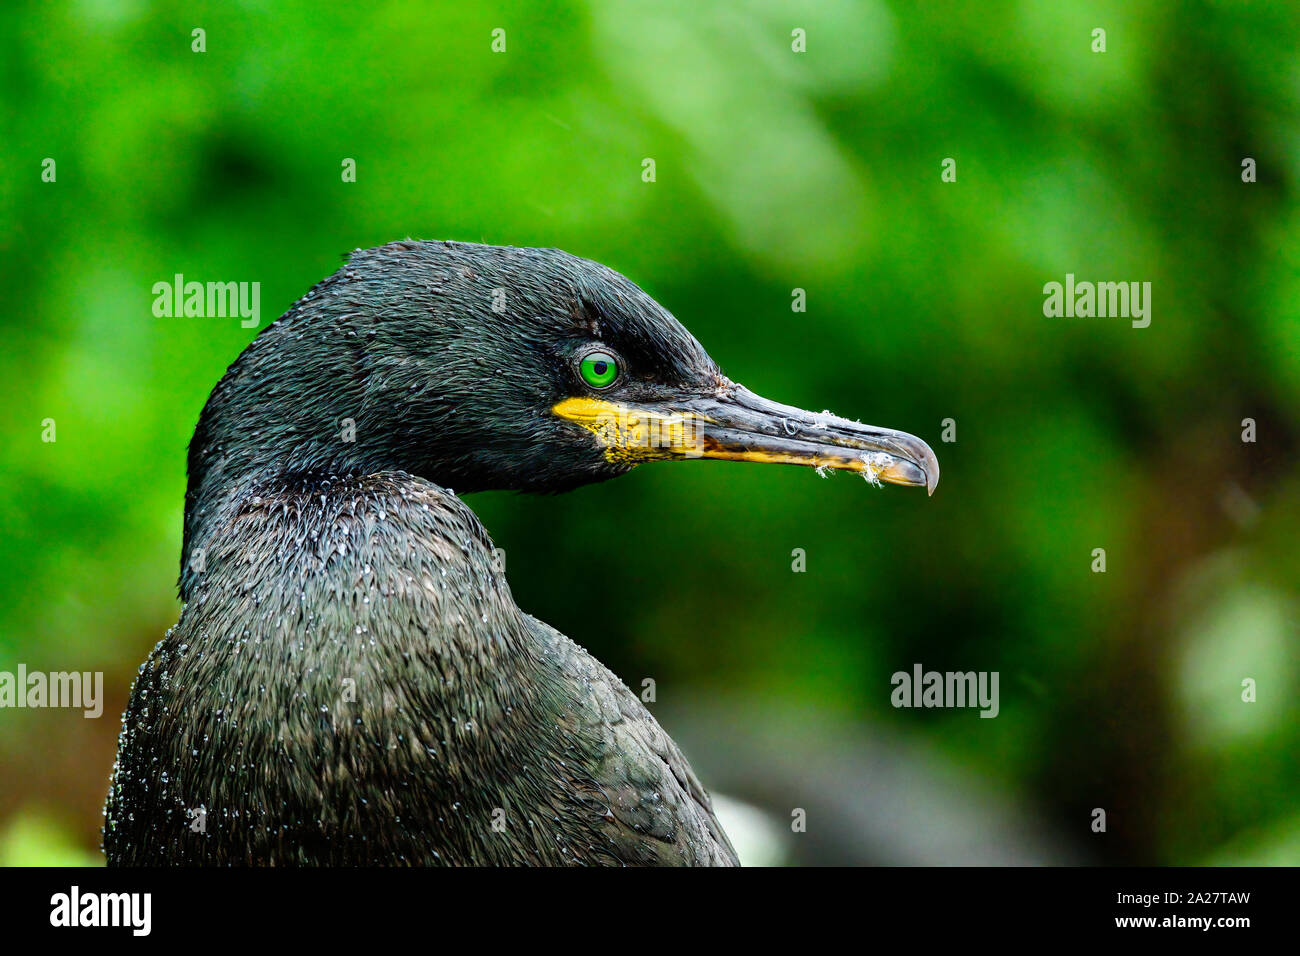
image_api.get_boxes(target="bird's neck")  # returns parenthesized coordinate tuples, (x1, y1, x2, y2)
(179, 324, 438, 594)
(175, 469, 554, 753)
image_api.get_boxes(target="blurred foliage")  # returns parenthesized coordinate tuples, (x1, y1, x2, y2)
(0, 812, 102, 868)
(1, 0, 1297, 865)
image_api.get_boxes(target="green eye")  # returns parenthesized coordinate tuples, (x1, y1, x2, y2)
(579, 350, 620, 389)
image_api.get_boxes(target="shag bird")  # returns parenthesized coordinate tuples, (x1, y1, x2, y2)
(103, 240, 938, 866)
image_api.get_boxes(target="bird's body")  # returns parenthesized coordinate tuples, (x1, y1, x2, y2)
(104, 240, 936, 866)
(106, 472, 733, 864)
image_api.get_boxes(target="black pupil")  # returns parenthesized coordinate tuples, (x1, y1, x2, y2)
(593, 361, 607, 375)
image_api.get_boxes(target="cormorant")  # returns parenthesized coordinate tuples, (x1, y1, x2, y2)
(103, 240, 938, 866)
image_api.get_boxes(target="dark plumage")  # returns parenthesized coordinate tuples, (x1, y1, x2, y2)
(103, 240, 937, 866)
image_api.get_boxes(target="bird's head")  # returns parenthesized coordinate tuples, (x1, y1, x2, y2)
(187, 239, 937, 530)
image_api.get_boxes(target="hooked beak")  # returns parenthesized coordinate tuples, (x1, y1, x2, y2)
(553, 382, 939, 495)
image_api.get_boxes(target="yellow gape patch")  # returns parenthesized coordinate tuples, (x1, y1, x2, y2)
(552, 397, 706, 464)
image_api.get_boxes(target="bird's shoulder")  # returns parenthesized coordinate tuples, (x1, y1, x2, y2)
(525, 615, 739, 866)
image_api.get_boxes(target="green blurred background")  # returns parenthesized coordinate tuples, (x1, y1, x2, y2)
(2, 0, 1298, 866)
